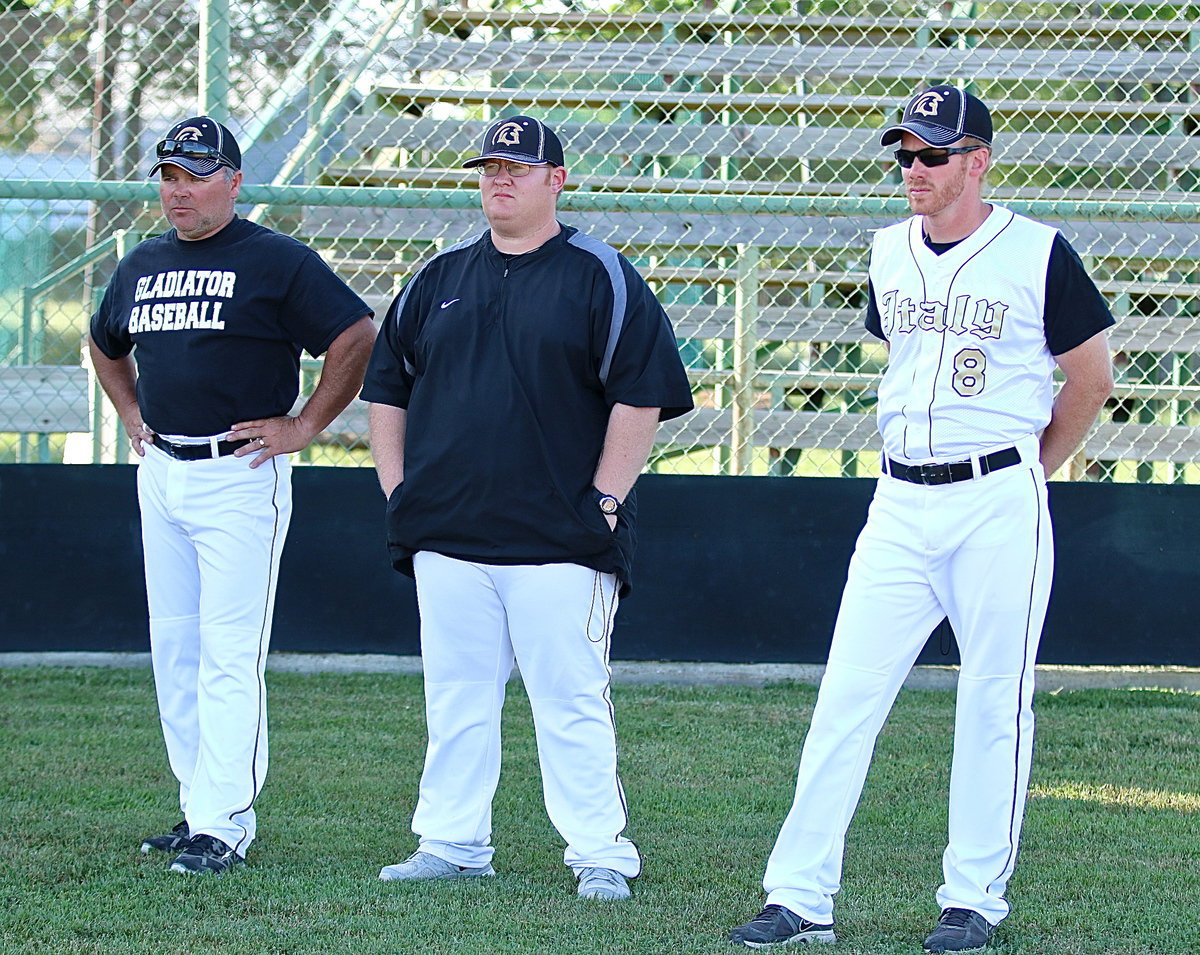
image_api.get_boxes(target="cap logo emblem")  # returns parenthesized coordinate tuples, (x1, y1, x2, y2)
(175, 126, 204, 141)
(492, 121, 524, 146)
(911, 91, 945, 117)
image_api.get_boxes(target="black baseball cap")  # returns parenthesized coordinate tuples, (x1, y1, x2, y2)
(149, 116, 242, 177)
(879, 86, 993, 148)
(462, 115, 565, 168)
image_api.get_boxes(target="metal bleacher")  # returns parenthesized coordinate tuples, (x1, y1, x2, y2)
(297, 3, 1200, 479)
(14, 3, 1194, 477)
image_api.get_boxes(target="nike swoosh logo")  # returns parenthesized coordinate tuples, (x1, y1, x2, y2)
(439, 299, 460, 309)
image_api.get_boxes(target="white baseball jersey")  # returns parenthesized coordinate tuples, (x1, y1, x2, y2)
(761, 203, 1112, 932)
(869, 206, 1058, 462)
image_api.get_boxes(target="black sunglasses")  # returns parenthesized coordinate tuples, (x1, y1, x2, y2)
(155, 139, 233, 166)
(894, 145, 985, 169)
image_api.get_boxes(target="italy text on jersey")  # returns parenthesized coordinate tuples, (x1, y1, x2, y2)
(877, 290, 1006, 340)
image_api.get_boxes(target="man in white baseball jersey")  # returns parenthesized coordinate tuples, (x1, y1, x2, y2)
(362, 116, 693, 900)
(89, 116, 375, 875)
(728, 87, 1114, 951)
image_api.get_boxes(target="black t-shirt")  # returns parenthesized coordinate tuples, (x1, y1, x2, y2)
(865, 231, 1114, 355)
(90, 216, 371, 436)
(361, 225, 694, 592)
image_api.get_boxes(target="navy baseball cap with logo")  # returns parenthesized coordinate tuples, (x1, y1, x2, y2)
(462, 115, 565, 168)
(879, 86, 993, 148)
(149, 116, 242, 178)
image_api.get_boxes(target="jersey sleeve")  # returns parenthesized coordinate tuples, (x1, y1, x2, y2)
(278, 244, 373, 357)
(360, 273, 421, 409)
(864, 277, 886, 341)
(1043, 233, 1115, 356)
(600, 256, 694, 421)
(88, 265, 135, 359)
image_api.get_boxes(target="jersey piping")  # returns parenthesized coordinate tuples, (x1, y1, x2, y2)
(986, 467, 1044, 898)
(911, 210, 1017, 459)
(567, 230, 627, 385)
(232, 454, 284, 856)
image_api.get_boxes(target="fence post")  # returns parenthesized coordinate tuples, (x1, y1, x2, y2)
(85, 230, 131, 464)
(305, 61, 333, 187)
(17, 285, 35, 462)
(732, 244, 759, 475)
(199, 0, 231, 119)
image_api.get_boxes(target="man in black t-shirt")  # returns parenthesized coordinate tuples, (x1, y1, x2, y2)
(88, 116, 375, 876)
(362, 116, 692, 900)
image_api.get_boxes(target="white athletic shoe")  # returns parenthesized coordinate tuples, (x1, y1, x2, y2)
(576, 866, 631, 900)
(378, 850, 495, 881)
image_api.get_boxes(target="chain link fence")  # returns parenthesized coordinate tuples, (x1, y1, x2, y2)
(2, 0, 1199, 480)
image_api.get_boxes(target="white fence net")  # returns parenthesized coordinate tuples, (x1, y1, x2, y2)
(3, 0, 1199, 480)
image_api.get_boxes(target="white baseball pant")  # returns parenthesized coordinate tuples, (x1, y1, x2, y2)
(765, 442, 1051, 926)
(138, 442, 292, 857)
(409, 552, 641, 877)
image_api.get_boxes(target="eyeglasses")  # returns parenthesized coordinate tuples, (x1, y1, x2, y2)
(478, 160, 536, 178)
(894, 145, 985, 169)
(155, 139, 234, 166)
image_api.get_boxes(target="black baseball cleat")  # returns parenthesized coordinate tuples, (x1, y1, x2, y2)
(923, 907, 995, 953)
(169, 834, 245, 875)
(728, 904, 836, 947)
(140, 819, 190, 854)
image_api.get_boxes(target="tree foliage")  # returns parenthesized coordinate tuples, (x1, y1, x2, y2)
(11, 0, 346, 157)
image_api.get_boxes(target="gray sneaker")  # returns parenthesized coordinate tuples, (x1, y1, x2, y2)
(378, 850, 495, 882)
(923, 908, 994, 953)
(576, 867, 631, 900)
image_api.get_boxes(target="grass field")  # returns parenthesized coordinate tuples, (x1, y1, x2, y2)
(1, 667, 1197, 954)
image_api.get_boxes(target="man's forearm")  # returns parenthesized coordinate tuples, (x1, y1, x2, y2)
(592, 403, 661, 500)
(294, 316, 376, 439)
(368, 402, 407, 496)
(1040, 379, 1111, 477)
(1041, 332, 1114, 478)
(88, 336, 139, 420)
(88, 334, 153, 455)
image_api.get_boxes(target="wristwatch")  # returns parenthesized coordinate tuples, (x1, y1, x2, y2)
(595, 490, 621, 516)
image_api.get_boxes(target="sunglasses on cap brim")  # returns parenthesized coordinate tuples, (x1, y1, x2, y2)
(155, 140, 235, 167)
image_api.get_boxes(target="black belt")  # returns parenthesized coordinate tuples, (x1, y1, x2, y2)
(886, 446, 1021, 485)
(153, 436, 252, 461)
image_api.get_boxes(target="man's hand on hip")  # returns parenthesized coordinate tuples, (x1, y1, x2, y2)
(229, 415, 318, 468)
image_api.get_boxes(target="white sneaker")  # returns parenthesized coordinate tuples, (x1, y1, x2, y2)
(576, 866, 631, 900)
(378, 850, 495, 881)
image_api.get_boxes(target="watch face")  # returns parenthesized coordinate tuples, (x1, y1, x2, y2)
(598, 495, 619, 514)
